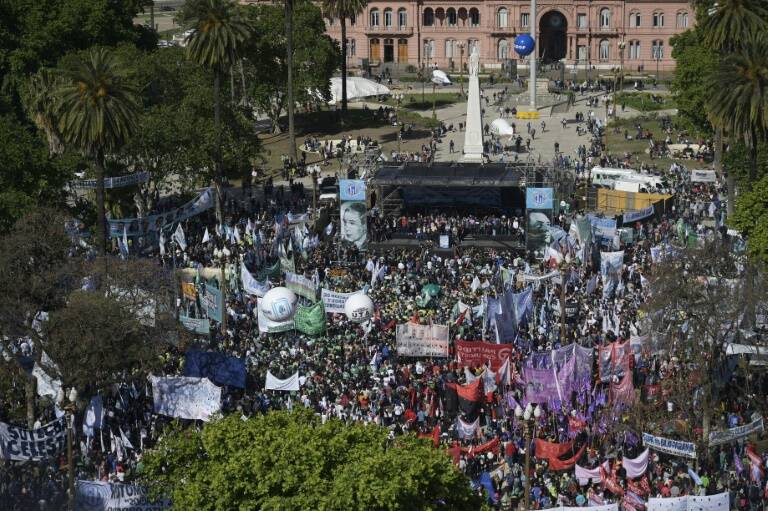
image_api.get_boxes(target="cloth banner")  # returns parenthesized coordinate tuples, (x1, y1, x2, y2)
(184, 350, 246, 388)
(708, 416, 764, 446)
(73, 171, 151, 190)
(241, 263, 270, 297)
(647, 492, 729, 511)
(257, 307, 294, 333)
(285, 271, 318, 301)
(690, 170, 717, 183)
(109, 188, 214, 238)
(557, 506, 618, 511)
(33, 364, 62, 399)
(339, 179, 368, 251)
(265, 371, 300, 391)
(599, 341, 631, 382)
(623, 205, 656, 224)
(535, 439, 586, 471)
(575, 462, 610, 485)
(321, 288, 357, 314)
(455, 341, 514, 371)
(0, 417, 66, 461)
(202, 283, 223, 323)
(590, 216, 618, 243)
(610, 373, 636, 407)
(82, 396, 104, 437)
(642, 432, 696, 459)
(255, 261, 281, 282)
(522, 270, 560, 283)
(150, 376, 221, 421)
(600, 251, 624, 298)
(396, 323, 449, 357)
(457, 417, 480, 439)
(179, 315, 210, 335)
(75, 480, 170, 511)
(294, 301, 326, 336)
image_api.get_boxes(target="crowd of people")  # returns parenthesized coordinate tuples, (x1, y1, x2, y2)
(1, 127, 765, 511)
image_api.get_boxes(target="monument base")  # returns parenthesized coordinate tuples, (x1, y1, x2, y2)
(461, 152, 484, 163)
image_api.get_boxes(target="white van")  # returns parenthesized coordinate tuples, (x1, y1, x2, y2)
(590, 167, 638, 188)
(591, 167, 668, 193)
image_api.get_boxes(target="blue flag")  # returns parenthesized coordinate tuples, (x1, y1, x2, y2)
(184, 350, 246, 388)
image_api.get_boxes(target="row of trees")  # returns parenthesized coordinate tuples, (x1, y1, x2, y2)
(671, 0, 768, 262)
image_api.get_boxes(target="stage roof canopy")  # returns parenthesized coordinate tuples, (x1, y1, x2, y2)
(371, 162, 526, 187)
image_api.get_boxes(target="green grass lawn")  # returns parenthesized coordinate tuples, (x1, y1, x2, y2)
(616, 92, 676, 112)
(603, 115, 675, 169)
(382, 92, 463, 110)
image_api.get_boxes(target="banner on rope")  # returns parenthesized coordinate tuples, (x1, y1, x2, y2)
(285, 271, 318, 301)
(150, 376, 221, 421)
(73, 171, 151, 190)
(75, 480, 170, 511)
(396, 323, 449, 357)
(690, 170, 717, 183)
(647, 492, 729, 511)
(708, 416, 764, 446)
(642, 432, 696, 459)
(623, 205, 656, 224)
(455, 341, 514, 371)
(0, 417, 66, 461)
(184, 351, 246, 388)
(108, 188, 214, 238)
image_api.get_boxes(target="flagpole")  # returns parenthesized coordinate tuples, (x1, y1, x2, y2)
(560, 267, 566, 343)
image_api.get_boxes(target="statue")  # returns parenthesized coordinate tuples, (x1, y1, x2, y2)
(468, 46, 479, 77)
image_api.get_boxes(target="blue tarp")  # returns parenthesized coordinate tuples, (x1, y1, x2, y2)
(184, 350, 246, 388)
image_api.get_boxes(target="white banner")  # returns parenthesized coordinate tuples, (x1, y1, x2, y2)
(33, 364, 62, 399)
(0, 417, 66, 461)
(456, 417, 479, 439)
(396, 323, 449, 357)
(648, 492, 729, 511)
(708, 416, 764, 446)
(559, 506, 618, 511)
(690, 169, 717, 183)
(265, 371, 300, 391)
(150, 376, 221, 421)
(642, 432, 696, 459)
(257, 307, 294, 333)
(321, 288, 356, 314)
(241, 263, 270, 297)
(76, 481, 170, 511)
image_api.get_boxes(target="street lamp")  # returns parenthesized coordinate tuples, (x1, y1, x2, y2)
(393, 93, 404, 153)
(458, 42, 466, 95)
(213, 247, 230, 335)
(422, 42, 430, 104)
(654, 46, 661, 87)
(309, 164, 320, 217)
(613, 41, 626, 117)
(57, 387, 79, 511)
(515, 402, 542, 511)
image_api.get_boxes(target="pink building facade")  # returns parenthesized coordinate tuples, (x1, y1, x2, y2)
(318, 1, 694, 73)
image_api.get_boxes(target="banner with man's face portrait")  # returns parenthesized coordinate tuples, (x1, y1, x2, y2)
(339, 180, 367, 251)
(526, 188, 554, 260)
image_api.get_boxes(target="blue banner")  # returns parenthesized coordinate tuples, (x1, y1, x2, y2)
(622, 205, 655, 224)
(108, 188, 214, 238)
(184, 350, 246, 388)
(526, 188, 553, 210)
(339, 179, 366, 201)
(203, 283, 223, 323)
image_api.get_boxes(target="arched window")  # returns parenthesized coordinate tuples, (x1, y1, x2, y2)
(423, 8, 434, 26)
(653, 11, 664, 28)
(600, 8, 611, 28)
(446, 39, 456, 59)
(435, 8, 445, 25)
(629, 40, 640, 60)
(498, 39, 509, 59)
(469, 8, 480, 27)
(369, 8, 379, 27)
(424, 39, 435, 59)
(652, 40, 664, 59)
(383, 8, 393, 27)
(468, 39, 480, 55)
(599, 39, 610, 61)
(629, 11, 640, 28)
(398, 8, 407, 28)
(497, 7, 508, 28)
(349, 38, 356, 56)
(676, 11, 688, 28)
(458, 8, 468, 26)
(447, 8, 457, 26)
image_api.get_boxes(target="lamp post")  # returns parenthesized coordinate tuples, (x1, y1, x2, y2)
(654, 45, 661, 87)
(458, 42, 466, 95)
(614, 41, 625, 118)
(213, 247, 229, 335)
(432, 80, 437, 120)
(423, 42, 430, 104)
(310, 164, 320, 218)
(393, 92, 404, 152)
(515, 403, 542, 511)
(56, 387, 79, 511)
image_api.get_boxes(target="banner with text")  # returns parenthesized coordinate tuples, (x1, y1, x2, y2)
(109, 188, 214, 238)
(321, 288, 357, 314)
(396, 323, 450, 357)
(708, 416, 764, 446)
(339, 179, 367, 251)
(455, 341, 514, 371)
(0, 417, 66, 462)
(76, 481, 170, 511)
(642, 432, 696, 459)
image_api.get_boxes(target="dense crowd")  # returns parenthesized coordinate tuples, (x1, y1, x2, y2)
(1, 152, 766, 511)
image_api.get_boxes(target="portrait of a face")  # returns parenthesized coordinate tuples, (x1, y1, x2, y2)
(341, 202, 367, 250)
(527, 210, 552, 257)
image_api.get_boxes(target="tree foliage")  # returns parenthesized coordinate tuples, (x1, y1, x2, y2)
(670, 29, 718, 135)
(141, 410, 484, 511)
(732, 173, 768, 265)
(242, 1, 339, 133)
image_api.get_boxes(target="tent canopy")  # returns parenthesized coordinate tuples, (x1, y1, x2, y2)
(490, 118, 515, 136)
(329, 77, 390, 104)
(431, 69, 451, 85)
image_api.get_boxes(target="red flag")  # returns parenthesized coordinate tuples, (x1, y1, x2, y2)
(410, 311, 420, 324)
(383, 319, 396, 331)
(455, 308, 467, 327)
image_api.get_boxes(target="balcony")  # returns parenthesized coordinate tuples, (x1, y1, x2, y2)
(421, 24, 482, 32)
(366, 25, 414, 35)
(490, 25, 516, 36)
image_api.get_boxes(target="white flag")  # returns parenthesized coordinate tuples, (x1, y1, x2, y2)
(241, 263, 270, 297)
(471, 276, 481, 292)
(265, 371, 301, 392)
(120, 225, 129, 257)
(159, 229, 166, 257)
(119, 427, 134, 450)
(202, 228, 210, 244)
(172, 224, 187, 251)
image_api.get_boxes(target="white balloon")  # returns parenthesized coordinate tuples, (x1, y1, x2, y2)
(344, 293, 374, 323)
(260, 287, 298, 322)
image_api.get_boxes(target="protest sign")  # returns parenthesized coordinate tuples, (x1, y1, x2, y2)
(642, 432, 696, 459)
(75, 481, 170, 511)
(396, 323, 449, 357)
(455, 341, 514, 371)
(179, 315, 210, 335)
(150, 376, 221, 421)
(241, 263, 270, 297)
(181, 282, 197, 300)
(184, 351, 246, 388)
(340, 179, 367, 251)
(202, 283, 223, 323)
(320, 288, 356, 314)
(0, 417, 66, 461)
(294, 302, 326, 336)
(708, 416, 764, 446)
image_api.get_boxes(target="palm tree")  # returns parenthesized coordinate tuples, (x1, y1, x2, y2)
(322, 0, 369, 121)
(56, 48, 139, 256)
(696, 0, 768, 214)
(285, 0, 297, 164)
(706, 44, 768, 183)
(23, 69, 65, 156)
(178, 0, 251, 223)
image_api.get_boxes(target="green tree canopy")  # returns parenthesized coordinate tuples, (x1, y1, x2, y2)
(732, 173, 768, 265)
(670, 29, 718, 136)
(141, 410, 484, 511)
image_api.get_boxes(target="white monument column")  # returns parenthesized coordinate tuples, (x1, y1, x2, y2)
(529, 0, 537, 110)
(462, 46, 484, 162)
